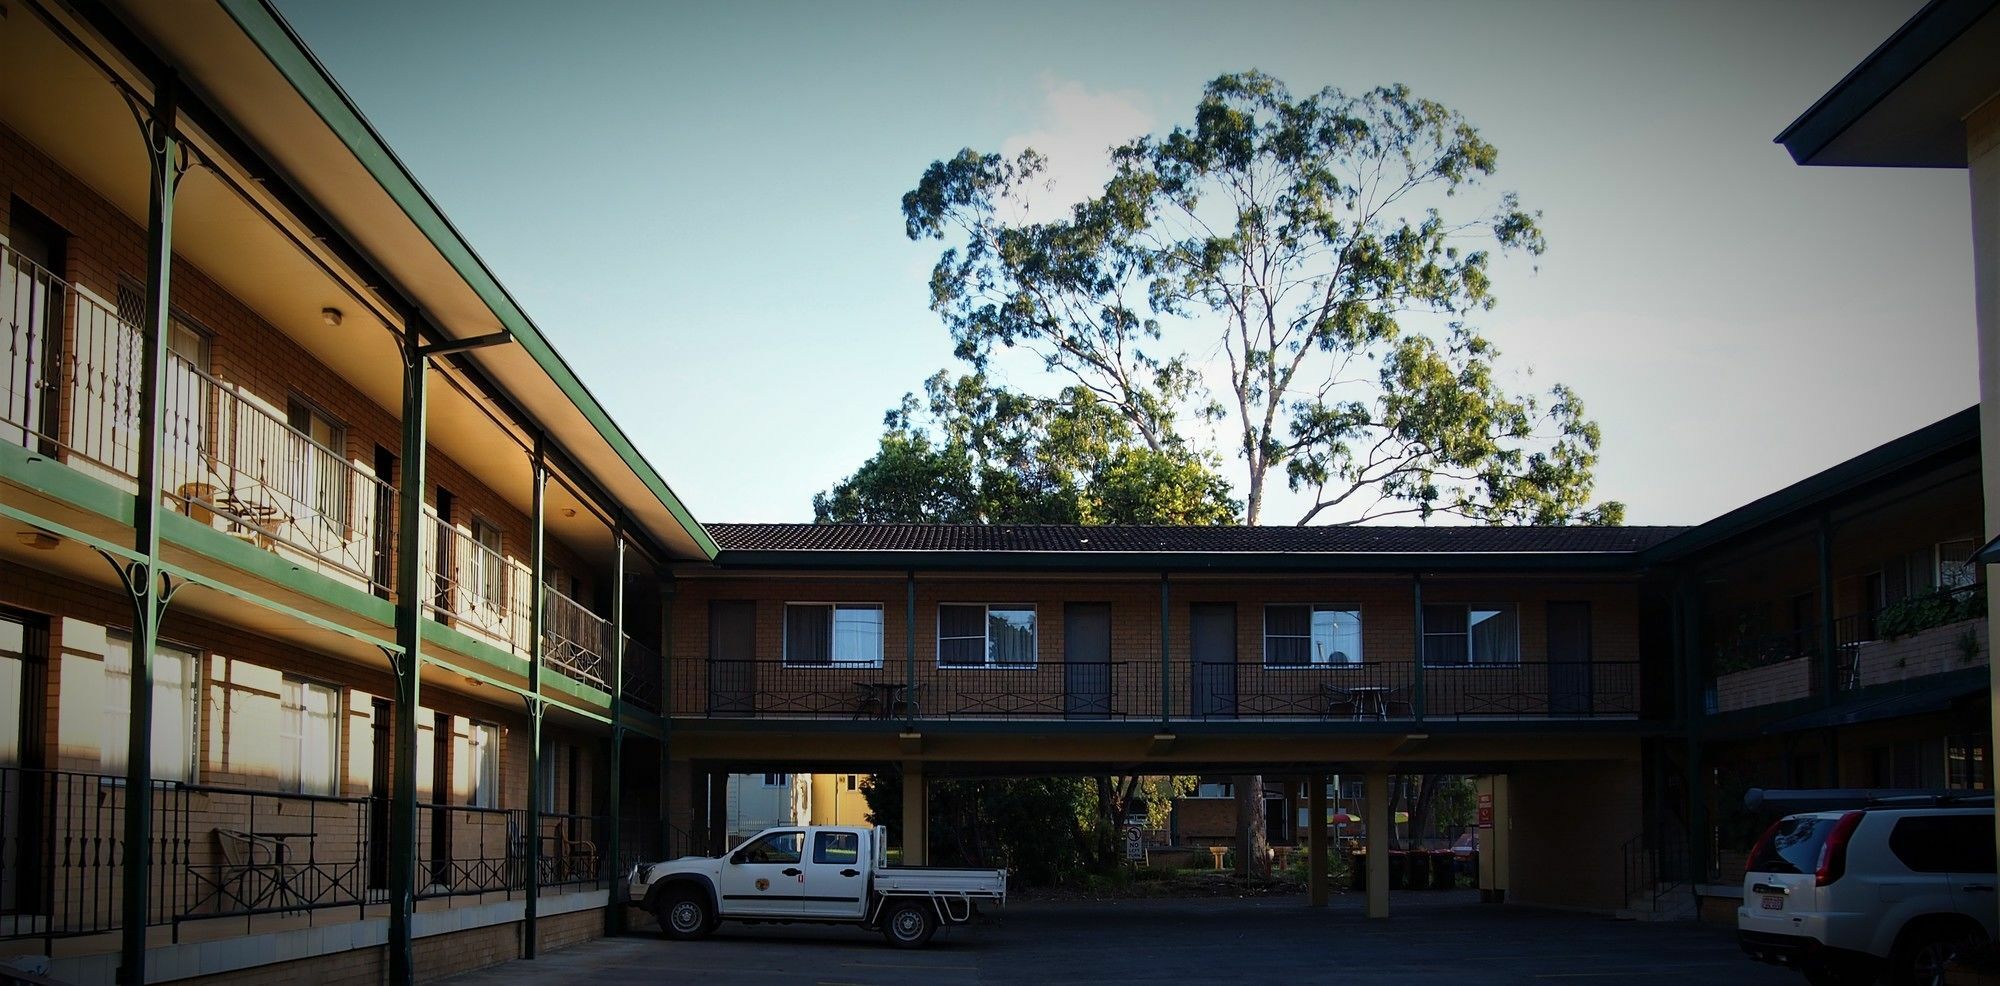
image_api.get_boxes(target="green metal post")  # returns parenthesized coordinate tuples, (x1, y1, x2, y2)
(659, 578, 674, 855)
(524, 436, 546, 958)
(905, 572, 916, 727)
(117, 70, 181, 986)
(387, 314, 430, 986)
(1159, 574, 1171, 725)
(1411, 574, 1426, 721)
(606, 525, 626, 934)
(1817, 516, 1838, 705)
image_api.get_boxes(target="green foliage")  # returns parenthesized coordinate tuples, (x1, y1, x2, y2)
(901, 72, 1622, 525)
(861, 772, 1103, 886)
(814, 371, 1238, 525)
(1873, 586, 1986, 640)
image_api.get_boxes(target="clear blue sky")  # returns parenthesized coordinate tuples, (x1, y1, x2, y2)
(275, 0, 1975, 527)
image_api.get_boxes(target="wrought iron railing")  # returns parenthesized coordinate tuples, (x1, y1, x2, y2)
(622, 635, 664, 715)
(1, 245, 396, 595)
(0, 767, 612, 950)
(670, 658, 1642, 721)
(544, 586, 612, 691)
(420, 510, 533, 653)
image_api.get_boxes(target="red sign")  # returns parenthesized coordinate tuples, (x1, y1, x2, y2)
(1477, 792, 1494, 829)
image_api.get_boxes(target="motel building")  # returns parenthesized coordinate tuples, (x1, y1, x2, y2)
(0, 1, 1993, 984)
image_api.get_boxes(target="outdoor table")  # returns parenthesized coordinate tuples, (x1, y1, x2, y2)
(854, 681, 910, 720)
(253, 830, 317, 907)
(1347, 685, 1391, 720)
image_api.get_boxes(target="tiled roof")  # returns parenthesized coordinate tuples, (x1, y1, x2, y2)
(706, 523, 1689, 555)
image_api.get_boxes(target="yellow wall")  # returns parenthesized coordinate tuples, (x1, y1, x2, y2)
(809, 772, 874, 826)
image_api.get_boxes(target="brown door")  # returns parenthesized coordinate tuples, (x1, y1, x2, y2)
(1064, 603, 1112, 718)
(0, 609, 49, 916)
(709, 601, 757, 716)
(1546, 602, 1592, 716)
(1190, 603, 1237, 719)
(368, 698, 392, 890)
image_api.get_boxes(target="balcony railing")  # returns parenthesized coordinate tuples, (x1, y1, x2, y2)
(0, 766, 606, 951)
(622, 635, 664, 715)
(545, 586, 613, 691)
(2, 245, 396, 594)
(671, 658, 1642, 722)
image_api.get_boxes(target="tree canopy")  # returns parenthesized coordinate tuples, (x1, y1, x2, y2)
(896, 71, 1623, 526)
(813, 371, 1238, 526)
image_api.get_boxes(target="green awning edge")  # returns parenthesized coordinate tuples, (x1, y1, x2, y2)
(215, 0, 718, 560)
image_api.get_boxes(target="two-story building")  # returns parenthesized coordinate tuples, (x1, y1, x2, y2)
(1, 1, 703, 982)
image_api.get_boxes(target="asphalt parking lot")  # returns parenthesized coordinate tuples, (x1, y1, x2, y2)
(452, 892, 1797, 985)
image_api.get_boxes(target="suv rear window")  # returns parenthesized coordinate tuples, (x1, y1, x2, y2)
(1749, 816, 1838, 875)
(1890, 815, 1997, 874)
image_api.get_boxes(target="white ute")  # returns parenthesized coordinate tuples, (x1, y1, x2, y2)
(627, 824, 1007, 948)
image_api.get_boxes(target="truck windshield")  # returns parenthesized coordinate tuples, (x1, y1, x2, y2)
(1748, 816, 1836, 875)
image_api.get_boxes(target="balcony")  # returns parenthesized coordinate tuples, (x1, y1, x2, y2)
(3, 246, 394, 593)
(0, 766, 607, 951)
(2, 247, 647, 702)
(1707, 583, 1988, 713)
(671, 658, 1641, 723)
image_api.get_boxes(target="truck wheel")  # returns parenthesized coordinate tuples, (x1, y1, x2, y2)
(881, 900, 937, 948)
(657, 890, 714, 941)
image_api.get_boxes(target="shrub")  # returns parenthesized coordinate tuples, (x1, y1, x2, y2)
(1874, 586, 1986, 640)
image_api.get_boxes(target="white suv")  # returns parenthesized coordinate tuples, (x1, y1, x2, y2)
(1737, 799, 1995, 986)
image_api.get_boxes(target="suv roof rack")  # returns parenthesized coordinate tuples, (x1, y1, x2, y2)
(1744, 788, 1995, 813)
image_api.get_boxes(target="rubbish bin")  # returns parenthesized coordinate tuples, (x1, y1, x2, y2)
(1348, 850, 1367, 891)
(1387, 851, 1407, 890)
(1429, 851, 1455, 889)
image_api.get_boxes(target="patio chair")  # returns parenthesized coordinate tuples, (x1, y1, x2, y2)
(212, 828, 284, 912)
(1321, 684, 1359, 720)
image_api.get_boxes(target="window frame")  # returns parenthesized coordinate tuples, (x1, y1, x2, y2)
(781, 601, 886, 669)
(737, 829, 804, 865)
(100, 630, 201, 784)
(278, 675, 343, 797)
(1261, 603, 1364, 668)
(1421, 603, 1522, 667)
(469, 517, 507, 614)
(466, 720, 500, 809)
(935, 603, 1039, 670)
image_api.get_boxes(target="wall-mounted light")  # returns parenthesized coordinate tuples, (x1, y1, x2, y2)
(321, 307, 344, 327)
(15, 530, 60, 551)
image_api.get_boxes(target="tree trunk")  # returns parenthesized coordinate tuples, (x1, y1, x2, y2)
(1409, 775, 1442, 850)
(1233, 775, 1270, 877)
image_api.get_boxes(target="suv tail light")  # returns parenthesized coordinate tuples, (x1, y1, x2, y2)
(1746, 819, 1785, 876)
(1814, 810, 1865, 886)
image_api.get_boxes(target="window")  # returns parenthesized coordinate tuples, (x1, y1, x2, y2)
(762, 773, 790, 787)
(1193, 781, 1234, 799)
(814, 830, 860, 865)
(737, 830, 803, 865)
(1889, 815, 1997, 874)
(101, 632, 199, 782)
(278, 677, 340, 796)
(285, 397, 349, 527)
(466, 721, 499, 808)
(1948, 734, 1989, 790)
(1264, 605, 1362, 666)
(783, 603, 883, 667)
(1937, 538, 1979, 590)
(846, 774, 858, 792)
(471, 519, 506, 611)
(1422, 605, 1520, 665)
(937, 604, 1036, 668)
(540, 739, 563, 809)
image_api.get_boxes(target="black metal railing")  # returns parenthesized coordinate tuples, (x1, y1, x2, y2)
(672, 658, 1643, 721)
(544, 587, 612, 691)
(0, 767, 611, 949)
(622, 636, 664, 715)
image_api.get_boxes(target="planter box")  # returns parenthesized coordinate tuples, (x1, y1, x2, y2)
(1713, 656, 1813, 712)
(1850, 618, 1987, 689)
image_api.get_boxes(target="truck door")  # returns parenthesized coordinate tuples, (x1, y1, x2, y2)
(716, 829, 806, 916)
(803, 829, 869, 919)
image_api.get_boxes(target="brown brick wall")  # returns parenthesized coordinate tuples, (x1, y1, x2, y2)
(666, 574, 1645, 718)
